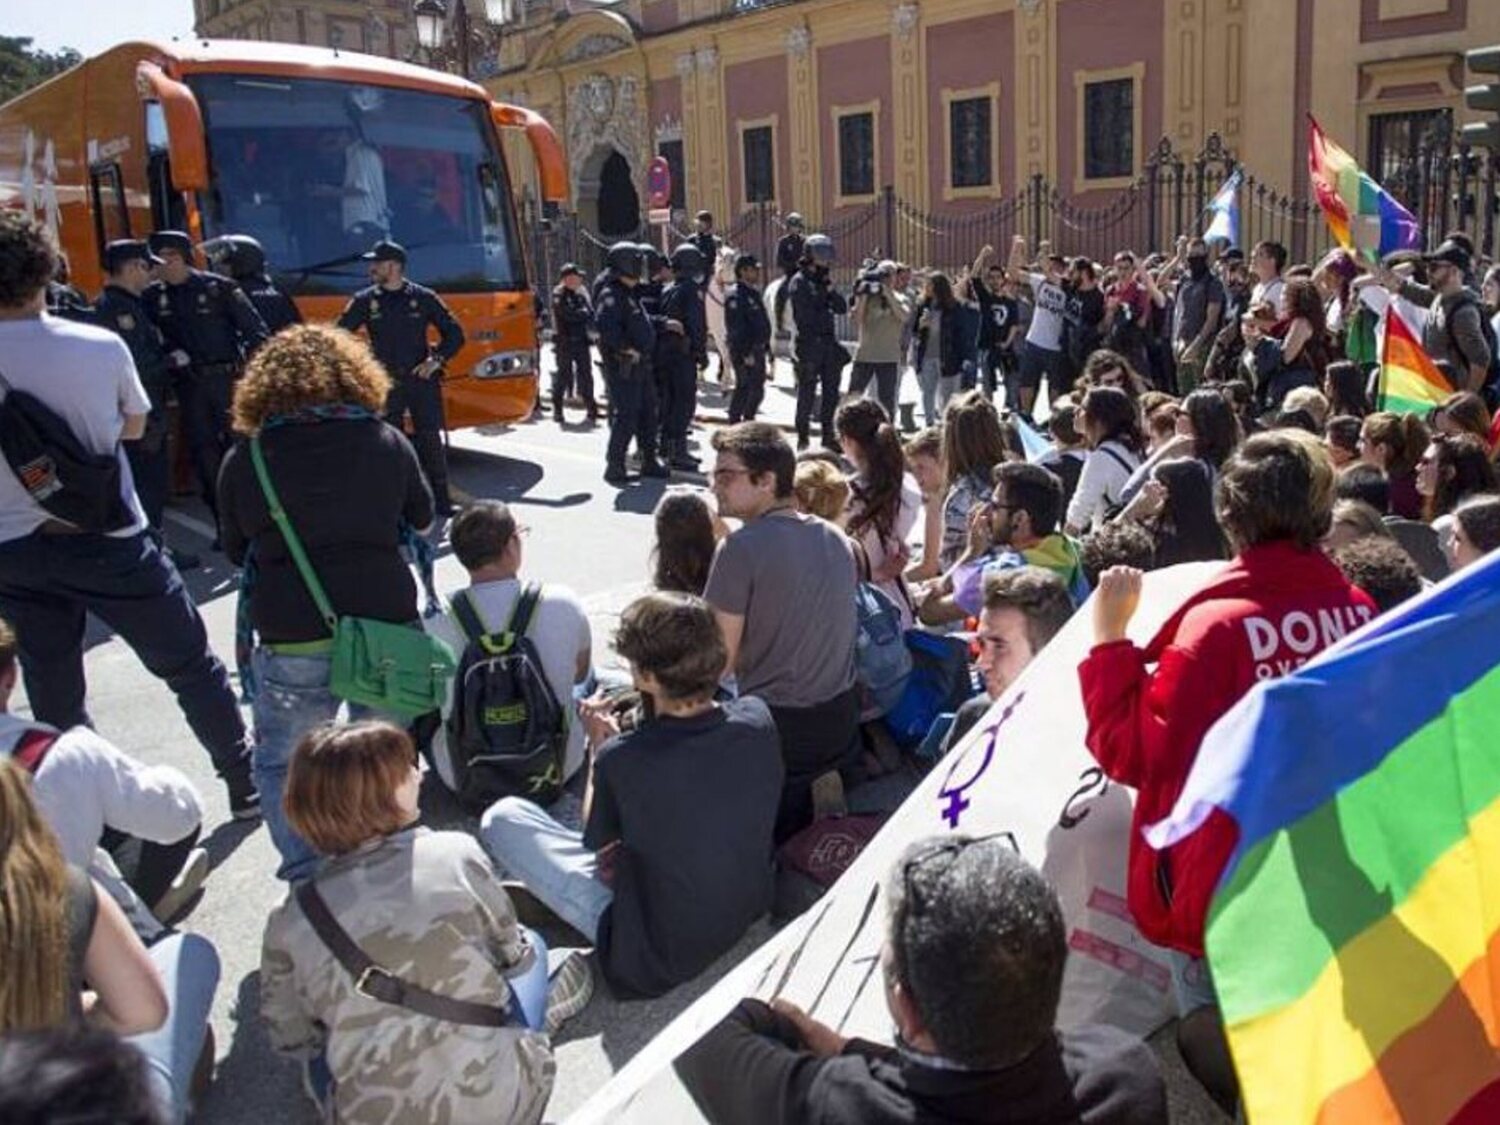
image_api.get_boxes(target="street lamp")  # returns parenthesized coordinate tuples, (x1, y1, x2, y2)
(411, 0, 515, 79)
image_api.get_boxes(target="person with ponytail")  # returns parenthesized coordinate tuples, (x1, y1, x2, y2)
(836, 399, 920, 627)
(1359, 411, 1429, 519)
(1, 757, 220, 1123)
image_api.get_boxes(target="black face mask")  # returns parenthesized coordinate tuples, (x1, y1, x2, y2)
(1187, 256, 1209, 279)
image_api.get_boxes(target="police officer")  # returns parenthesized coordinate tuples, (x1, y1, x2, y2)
(204, 234, 303, 333)
(773, 212, 806, 330)
(656, 245, 707, 472)
(337, 239, 466, 515)
(93, 240, 201, 572)
(635, 243, 671, 452)
(597, 242, 667, 485)
(724, 252, 772, 424)
(786, 233, 849, 452)
(146, 229, 270, 535)
(550, 263, 597, 424)
(688, 211, 720, 268)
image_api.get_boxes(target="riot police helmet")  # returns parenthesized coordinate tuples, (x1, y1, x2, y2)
(606, 241, 643, 279)
(669, 244, 706, 278)
(639, 243, 668, 276)
(785, 212, 805, 230)
(804, 234, 836, 266)
(203, 234, 267, 280)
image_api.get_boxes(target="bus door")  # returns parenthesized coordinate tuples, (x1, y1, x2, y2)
(88, 160, 132, 259)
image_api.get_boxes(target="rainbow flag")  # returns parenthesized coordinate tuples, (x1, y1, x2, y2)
(1379, 303, 1451, 416)
(1147, 553, 1500, 1123)
(1308, 116, 1422, 263)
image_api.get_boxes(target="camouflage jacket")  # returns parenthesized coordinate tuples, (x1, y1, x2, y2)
(260, 827, 555, 1124)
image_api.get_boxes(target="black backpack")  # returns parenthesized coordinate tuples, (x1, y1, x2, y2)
(1444, 293, 1500, 410)
(443, 584, 566, 812)
(0, 368, 134, 532)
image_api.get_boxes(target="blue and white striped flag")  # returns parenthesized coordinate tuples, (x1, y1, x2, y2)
(1203, 170, 1242, 247)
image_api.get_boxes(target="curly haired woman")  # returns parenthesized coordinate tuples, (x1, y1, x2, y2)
(216, 324, 435, 882)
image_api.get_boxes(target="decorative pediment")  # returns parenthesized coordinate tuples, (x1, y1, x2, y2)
(528, 10, 638, 71)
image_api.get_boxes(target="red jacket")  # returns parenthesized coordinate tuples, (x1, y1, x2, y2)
(1078, 543, 1377, 956)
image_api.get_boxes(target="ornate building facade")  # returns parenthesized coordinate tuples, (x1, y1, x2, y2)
(193, 0, 424, 64)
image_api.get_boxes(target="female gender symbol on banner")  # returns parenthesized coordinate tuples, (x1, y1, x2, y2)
(936, 690, 1026, 828)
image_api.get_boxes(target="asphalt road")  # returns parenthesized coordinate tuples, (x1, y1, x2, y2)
(15, 355, 1228, 1123)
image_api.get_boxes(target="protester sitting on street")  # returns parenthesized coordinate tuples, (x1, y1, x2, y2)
(1281, 385, 1330, 431)
(0, 617, 206, 934)
(676, 835, 1167, 1125)
(792, 459, 851, 526)
(920, 462, 1088, 625)
(1431, 390, 1493, 447)
(939, 392, 1013, 569)
(652, 490, 723, 597)
(1246, 279, 1331, 417)
(1359, 411, 1429, 520)
(0, 212, 257, 821)
(705, 423, 860, 842)
(838, 400, 920, 627)
(217, 324, 435, 882)
(1120, 387, 1242, 511)
(0, 759, 219, 1125)
(942, 567, 1076, 752)
(426, 500, 593, 787)
(1080, 520, 1156, 587)
(1116, 457, 1228, 567)
(0, 1027, 164, 1125)
(1037, 400, 1089, 508)
(1324, 414, 1362, 468)
(261, 720, 584, 1123)
(1080, 430, 1377, 1114)
(1323, 359, 1372, 419)
(1066, 386, 1146, 535)
(902, 427, 947, 582)
(1139, 392, 1181, 455)
(1322, 499, 1395, 554)
(1449, 494, 1500, 570)
(1332, 537, 1424, 616)
(482, 593, 783, 998)
(1417, 433, 1497, 529)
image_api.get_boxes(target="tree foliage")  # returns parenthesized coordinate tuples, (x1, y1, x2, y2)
(0, 36, 83, 105)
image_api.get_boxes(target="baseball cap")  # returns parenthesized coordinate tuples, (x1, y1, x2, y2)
(361, 239, 407, 265)
(559, 262, 583, 278)
(1423, 239, 1470, 272)
(734, 252, 761, 272)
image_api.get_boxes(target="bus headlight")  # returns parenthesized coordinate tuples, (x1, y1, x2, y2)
(471, 351, 535, 379)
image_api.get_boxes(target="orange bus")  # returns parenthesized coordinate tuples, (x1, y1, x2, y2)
(0, 39, 567, 427)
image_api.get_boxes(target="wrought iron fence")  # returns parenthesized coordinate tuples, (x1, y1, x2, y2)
(524, 131, 1500, 293)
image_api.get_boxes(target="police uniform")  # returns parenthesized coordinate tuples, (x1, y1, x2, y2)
(145, 232, 270, 527)
(725, 266, 772, 423)
(787, 259, 849, 450)
(205, 234, 304, 335)
(336, 243, 465, 512)
(96, 242, 175, 532)
(241, 277, 303, 334)
(550, 272, 596, 422)
(657, 261, 706, 468)
(596, 272, 662, 483)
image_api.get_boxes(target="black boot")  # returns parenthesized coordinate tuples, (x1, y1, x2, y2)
(639, 449, 670, 478)
(604, 462, 631, 485)
(552, 392, 565, 423)
(585, 399, 599, 424)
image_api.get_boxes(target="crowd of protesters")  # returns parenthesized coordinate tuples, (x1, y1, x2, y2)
(5, 192, 1500, 1125)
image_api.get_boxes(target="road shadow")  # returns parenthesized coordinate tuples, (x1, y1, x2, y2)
(448, 448, 592, 511)
(201, 818, 262, 871)
(610, 481, 673, 515)
(201, 972, 317, 1125)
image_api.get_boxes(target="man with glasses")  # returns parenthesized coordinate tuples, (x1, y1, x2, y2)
(917, 462, 1089, 627)
(678, 834, 1166, 1125)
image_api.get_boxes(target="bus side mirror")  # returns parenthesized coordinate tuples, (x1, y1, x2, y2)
(490, 102, 568, 206)
(135, 62, 209, 192)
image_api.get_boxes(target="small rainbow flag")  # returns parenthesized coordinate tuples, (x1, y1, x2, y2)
(1379, 304, 1452, 416)
(1148, 553, 1500, 1124)
(1308, 116, 1422, 263)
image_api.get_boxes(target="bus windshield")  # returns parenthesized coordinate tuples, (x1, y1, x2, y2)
(189, 73, 526, 296)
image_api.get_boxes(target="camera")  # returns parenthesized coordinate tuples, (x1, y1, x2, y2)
(855, 268, 888, 297)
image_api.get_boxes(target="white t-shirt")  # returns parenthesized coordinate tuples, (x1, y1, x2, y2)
(343, 139, 389, 232)
(0, 314, 150, 542)
(426, 577, 593, 785)
(1252, 275, 1285, 312)
(1025, 273, 1067, 351)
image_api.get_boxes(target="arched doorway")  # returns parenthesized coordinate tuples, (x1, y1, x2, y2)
(576, 144, 639, 237)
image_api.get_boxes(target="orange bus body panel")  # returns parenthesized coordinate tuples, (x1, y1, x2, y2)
(0, 40, 564, 430)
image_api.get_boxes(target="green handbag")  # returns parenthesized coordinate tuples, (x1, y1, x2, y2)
(250, 437, 456, 719)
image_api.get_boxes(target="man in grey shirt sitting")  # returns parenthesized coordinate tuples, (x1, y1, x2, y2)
(706, 422, 860, 842)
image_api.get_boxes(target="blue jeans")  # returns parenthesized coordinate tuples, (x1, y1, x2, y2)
(130, 932, 221, 1124)
(479, 796, 614, 942)
(0, 529, 248, 780)
(250, 649, 380, 882)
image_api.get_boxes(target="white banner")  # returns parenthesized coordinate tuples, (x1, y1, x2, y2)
(568, 563, 1220, 1124)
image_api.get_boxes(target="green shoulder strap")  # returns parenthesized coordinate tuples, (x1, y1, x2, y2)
(249, 437, 338, 638)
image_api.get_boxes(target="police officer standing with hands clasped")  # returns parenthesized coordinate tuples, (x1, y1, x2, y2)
(724, 252, 772, 424)
(597, 242, 668, 485)
(95, 240, 199, 571)
(786, 233, 849, 452)
(337, 239, 466, 515)
(146, 229, 270, 541)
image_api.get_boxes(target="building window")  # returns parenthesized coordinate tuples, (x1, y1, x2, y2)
(837, 109, 876, 200)
(1083, 78, 1134, 180)
(949, 96, 992, 190)
(658, 139, 687, 210)
(741, 122, 775, 205)
(1368, 109, 1452, 197)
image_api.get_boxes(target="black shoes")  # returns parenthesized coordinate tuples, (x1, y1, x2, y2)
(639, 459, 671, 479)
(225, 759, 261, 821)
(604, 463, 631, 485)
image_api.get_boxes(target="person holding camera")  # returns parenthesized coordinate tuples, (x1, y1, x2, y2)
(849, 259, 908, 422)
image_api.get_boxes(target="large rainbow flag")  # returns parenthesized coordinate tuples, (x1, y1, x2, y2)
(1308, 116, 1422, 263)
(1379, 302, 1451, 416)
(1147, 552, 1500, 1123)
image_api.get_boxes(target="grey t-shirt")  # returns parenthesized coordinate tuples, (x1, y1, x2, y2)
(704, 508, 858, 707)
